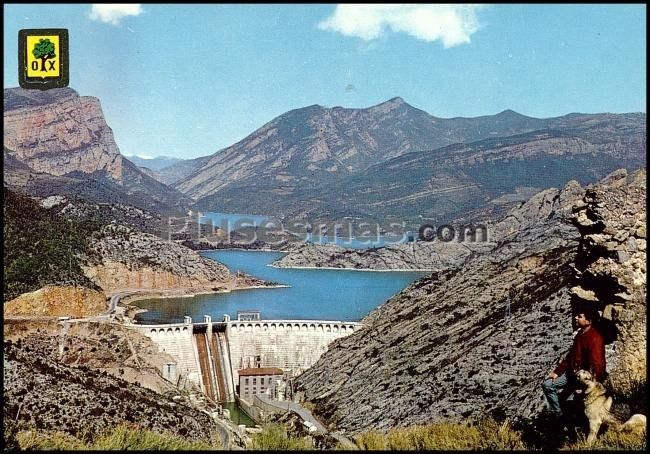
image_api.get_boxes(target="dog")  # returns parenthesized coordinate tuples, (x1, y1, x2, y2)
(575, 369, 646, 445)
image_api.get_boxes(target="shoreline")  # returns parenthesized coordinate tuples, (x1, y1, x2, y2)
(197, 247, 290, 253)
(116, 283, 290, 319)
(268, 264, 435, 272)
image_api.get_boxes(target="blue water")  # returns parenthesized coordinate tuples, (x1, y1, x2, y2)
(133, 250, 428, 324)
(198, 212, 413, 249)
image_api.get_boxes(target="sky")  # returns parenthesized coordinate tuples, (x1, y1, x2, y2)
(4, 4, 646, 160)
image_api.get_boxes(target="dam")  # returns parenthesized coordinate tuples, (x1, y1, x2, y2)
(128, 312, 362, 402)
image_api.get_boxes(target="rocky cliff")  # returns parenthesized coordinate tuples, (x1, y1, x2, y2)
(294, 169, 646, 435)
(4, 286, 107, 318)
(83, 224, 269, 294)
(4, 88, 122, 178)
(570, 169, 646, 394)
(3, 88, 190, 214)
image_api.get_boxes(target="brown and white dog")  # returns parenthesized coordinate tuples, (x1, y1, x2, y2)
(575, 369, 646, 445)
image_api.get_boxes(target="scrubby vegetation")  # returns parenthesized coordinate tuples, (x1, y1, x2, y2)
(354, 417, 525, 450)
(250, 423, 314, 450)
(3, 188, 100, 301)
(354, 413, 646, 451)
(4, 335, 221, 444)
(13, 423, 218, 450)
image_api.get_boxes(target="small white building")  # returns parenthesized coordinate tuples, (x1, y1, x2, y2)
(238, 367, 284, 402)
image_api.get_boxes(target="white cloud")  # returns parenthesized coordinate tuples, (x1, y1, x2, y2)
(318, 4, 484, 47)
(89, 4, 143, 26)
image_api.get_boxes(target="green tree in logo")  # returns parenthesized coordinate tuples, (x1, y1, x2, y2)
(32, 38, 56, 71)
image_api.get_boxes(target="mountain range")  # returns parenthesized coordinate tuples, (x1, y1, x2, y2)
(123, 155, 184, 171)
(3, 87, 646, 225)
(168, 98, 645, 223)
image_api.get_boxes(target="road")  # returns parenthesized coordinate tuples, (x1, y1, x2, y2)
(255, 395, 357, 448)
(106, 294, 120, 315)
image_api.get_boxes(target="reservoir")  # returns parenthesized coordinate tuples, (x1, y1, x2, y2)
(133, 250, 428, 324)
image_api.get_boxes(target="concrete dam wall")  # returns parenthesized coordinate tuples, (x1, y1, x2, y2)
(226, 320, 361, 385)
(130, 317, 361, 402)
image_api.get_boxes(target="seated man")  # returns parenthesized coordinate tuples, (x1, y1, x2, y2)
(542, 308, 606, 416)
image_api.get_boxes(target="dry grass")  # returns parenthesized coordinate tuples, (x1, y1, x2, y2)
(355, 417, 525, 450)
(354, 416, 647, 451)
(16, 429, 86, 450)
(15, 423, 218, 450)
(250, 423, 314, 450)
(561, 429, 646, 451)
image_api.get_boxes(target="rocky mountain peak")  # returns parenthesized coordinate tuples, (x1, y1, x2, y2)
(4, 87, 123, 181)
(382, 96, 407, 106)
(367, 96, 412, 114)
(3, 87, 79, 110)
(3, 87, 191, 214)
(495, 109, 527, 118)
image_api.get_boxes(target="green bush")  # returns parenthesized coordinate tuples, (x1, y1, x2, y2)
(3, 189, 101, 301)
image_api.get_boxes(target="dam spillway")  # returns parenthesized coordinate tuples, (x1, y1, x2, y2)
(130, 315, 362, 402)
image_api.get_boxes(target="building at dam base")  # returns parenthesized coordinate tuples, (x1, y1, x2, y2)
(128, 312, 361, 403)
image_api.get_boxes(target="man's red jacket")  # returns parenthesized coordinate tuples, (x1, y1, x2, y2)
(553, 326, 606, 381)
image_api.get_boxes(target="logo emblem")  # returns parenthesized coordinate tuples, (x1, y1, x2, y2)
(19, 29, 69, 90)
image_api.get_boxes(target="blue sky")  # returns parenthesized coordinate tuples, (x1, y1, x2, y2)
(4, 4, 646, 159)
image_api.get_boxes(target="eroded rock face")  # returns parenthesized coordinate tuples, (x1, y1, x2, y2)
(570, 169, 646, 393)
(3, 88, 191, 214)
(4, 88, 123, 179)
(3, 333, 220, 442)
(4, 286, 107, 318)
(295, 180, 586, 434)
(84, 224, 229, 292)
(295, 170, 645, 435)
(83, 224, 266, 293)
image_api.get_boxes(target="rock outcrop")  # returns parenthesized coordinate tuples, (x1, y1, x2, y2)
(570, 168, 646, 393)
(294, 169, 645, 435)
(4, 286, 107, 318)
(3, 333, 221, 443)
(272, 241, 491, 271)
(272, 181, 584, 271)
(4, 88, 123, 178)
(83, 224, 268, 294)
(3, 88, 190, 214)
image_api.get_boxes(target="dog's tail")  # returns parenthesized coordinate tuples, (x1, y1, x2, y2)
(619, 414, 646, 434)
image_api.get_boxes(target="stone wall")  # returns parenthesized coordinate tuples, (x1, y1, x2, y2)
(570, 169, 646, 393)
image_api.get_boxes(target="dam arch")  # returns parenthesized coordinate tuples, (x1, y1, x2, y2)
(129, 317, 362, 402)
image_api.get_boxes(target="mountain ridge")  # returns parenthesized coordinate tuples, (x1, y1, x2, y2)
(171, 96, 644, 224)
(3, 87, 191, 214)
